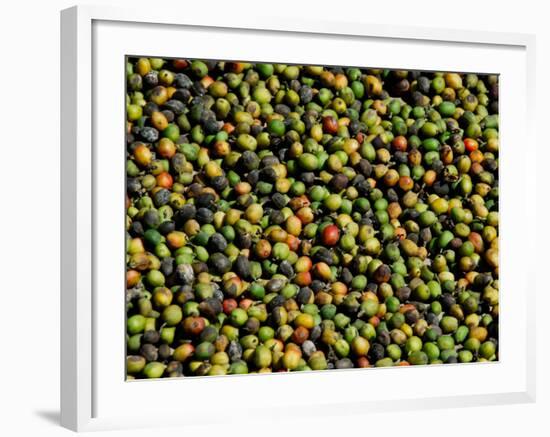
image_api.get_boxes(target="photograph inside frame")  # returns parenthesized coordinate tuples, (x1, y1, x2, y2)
(124, 57, 499, 379)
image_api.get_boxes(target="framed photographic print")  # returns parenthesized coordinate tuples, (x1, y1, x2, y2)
(60, 5, 536, 432)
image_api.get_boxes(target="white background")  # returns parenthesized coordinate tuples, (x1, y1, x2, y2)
(0, 0, 545, 436)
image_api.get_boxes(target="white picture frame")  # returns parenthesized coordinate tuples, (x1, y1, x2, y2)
(61, 5, 536, 432)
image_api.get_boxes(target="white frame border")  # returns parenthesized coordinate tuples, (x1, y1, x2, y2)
(60, 5, 536, 432)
